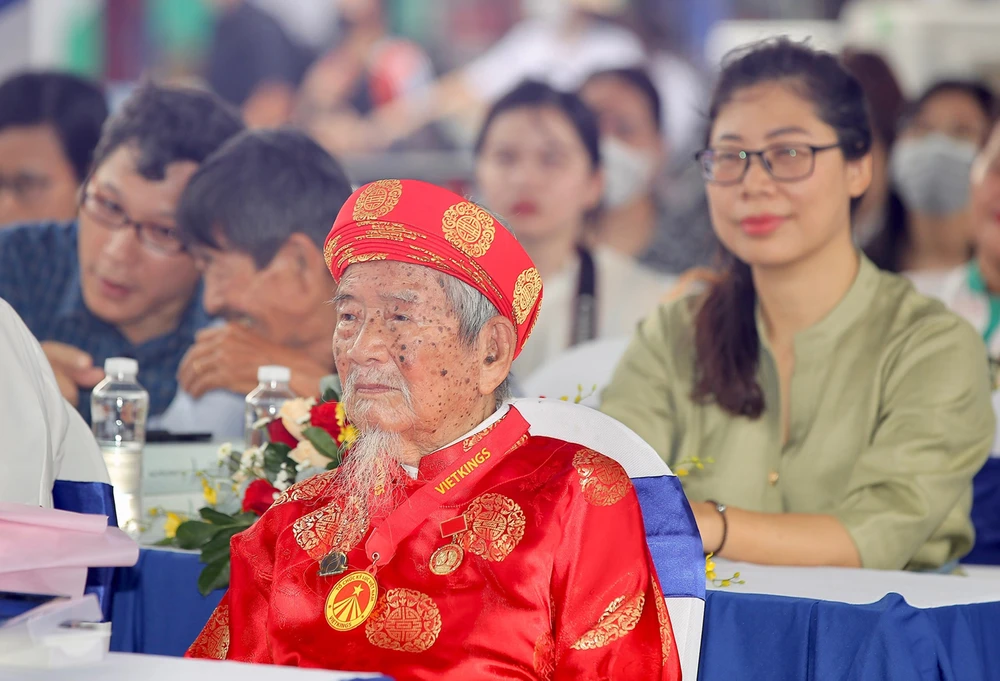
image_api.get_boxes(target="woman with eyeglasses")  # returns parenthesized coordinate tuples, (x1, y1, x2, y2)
(601, 39, 995, 571)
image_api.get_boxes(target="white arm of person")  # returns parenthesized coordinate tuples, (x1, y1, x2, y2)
(0, 298, 107, 507)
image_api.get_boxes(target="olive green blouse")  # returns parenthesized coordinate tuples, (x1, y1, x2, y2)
(601, 256, 995, 570)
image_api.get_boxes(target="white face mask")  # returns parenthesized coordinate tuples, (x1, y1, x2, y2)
(889, 133, 978, 216)
(601, 137, 657, 209)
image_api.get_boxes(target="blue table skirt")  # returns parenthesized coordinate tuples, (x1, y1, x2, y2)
(113, 549, 1000, 681)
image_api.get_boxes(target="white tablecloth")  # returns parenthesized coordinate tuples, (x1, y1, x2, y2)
(2, 653, 386, 681)
(710, 558, 1000, 608)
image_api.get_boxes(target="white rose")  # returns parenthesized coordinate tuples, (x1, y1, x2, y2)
(279, 397, 317, 441)
(288, 439, 332, 469)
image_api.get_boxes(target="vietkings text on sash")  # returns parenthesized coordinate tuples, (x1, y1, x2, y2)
(435, 448, 491, 494)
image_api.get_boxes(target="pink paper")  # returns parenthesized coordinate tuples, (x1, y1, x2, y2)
(0, 505, 138, 598)
(0, 566, 86, 597)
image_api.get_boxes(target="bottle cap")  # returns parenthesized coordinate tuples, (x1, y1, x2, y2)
(104, 357, 138, 377)
(258, 365, 291, 383)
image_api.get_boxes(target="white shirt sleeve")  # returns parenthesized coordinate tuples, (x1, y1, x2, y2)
(0, 299, 108, 508)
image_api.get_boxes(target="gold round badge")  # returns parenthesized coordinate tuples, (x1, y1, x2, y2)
(325, 571, 379, 631)
(429, 543, 464, 576)
(353, 179, 403, 221)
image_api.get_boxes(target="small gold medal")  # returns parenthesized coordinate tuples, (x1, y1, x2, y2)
(429, 543, 464, 575)
(324, 571, 378, 631)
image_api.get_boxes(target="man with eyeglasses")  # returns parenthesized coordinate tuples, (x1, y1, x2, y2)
(0, 83, 244, 424)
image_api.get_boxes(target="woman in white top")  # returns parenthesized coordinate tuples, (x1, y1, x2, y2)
(474, 80, 672, 380)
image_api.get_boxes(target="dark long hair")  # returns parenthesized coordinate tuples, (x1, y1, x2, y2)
(693, 39, 872, 418)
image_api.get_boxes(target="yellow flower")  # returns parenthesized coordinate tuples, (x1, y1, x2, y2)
(147, 507, 160, 517)
(163, 511, 184, 539)
(201, 476, 218, 506)
(705, 553, 717, 581)
(335, 403, 359, 447)
(676, 468, 689, 477)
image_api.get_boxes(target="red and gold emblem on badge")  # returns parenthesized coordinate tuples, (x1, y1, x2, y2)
(325, 571, 379, 632)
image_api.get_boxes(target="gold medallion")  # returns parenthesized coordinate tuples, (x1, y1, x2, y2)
(429, 543, 464, 575)
(325, 571, 378, 631)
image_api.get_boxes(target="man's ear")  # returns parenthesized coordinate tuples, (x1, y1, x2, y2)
(270, 233, 326, 288)
(477, 316, 517, 397)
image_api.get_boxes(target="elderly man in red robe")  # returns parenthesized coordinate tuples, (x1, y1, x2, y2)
(187, 179, 681, 680)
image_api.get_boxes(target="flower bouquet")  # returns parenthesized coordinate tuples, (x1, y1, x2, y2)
(157, 387, 357, 595)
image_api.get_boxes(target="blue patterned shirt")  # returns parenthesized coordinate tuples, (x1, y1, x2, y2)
(0, 221, 210, 423)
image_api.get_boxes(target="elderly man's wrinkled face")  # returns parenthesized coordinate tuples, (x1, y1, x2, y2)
(332, 260, 487, 443)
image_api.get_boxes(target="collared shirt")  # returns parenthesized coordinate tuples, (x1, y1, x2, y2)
(602, 255, 995, 571)
(0, 221, 210, 422)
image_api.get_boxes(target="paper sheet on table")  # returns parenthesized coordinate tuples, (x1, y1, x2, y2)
(0, 503, 138, 597)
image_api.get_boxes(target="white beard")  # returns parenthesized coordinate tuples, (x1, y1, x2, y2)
(335, 427, 407, 520)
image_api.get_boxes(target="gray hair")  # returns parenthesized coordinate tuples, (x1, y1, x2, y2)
(441, 275, 513, 405)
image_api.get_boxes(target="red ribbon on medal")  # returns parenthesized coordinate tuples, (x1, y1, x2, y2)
(363, 406, 530, 571)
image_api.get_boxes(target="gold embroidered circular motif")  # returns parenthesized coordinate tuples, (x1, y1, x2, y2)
(570, 592, 646, 650)
(292, 497, 367, 560)
(458, 493, 525, 562)
(441, 201, 496, 258)
(512, 267, 542, 325)
(573, 448, 632, 507)
(651, 579, 673, 665)
(353, 179, 403, 221)
(365, 588, 442, 653)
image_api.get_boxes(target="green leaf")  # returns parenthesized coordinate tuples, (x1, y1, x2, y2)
(263, 443, 293, 470)
(197, 556, 231, 596)
(152, 536, 177, 547)
(199, 507, 239, 526)
(199, 525, 244, 565)
(321, 386, 341, 403)
(234, 511, 260, 524)
(325, 460, 340, 471)
(174, 520, 224, 550)
(302, 426, 339, 462)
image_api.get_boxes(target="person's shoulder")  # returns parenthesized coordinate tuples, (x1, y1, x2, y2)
(514, 434, 633, 502)
(902, 266, 963, 301)
(0, 220, 76, 255)
(869, 264, 984, 357)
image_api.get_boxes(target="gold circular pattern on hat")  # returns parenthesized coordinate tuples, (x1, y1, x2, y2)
(325, 571, 378, 632)
(353, 179, 403, 221)
(292, 496, 367, 560)
(533, 630, 556, 681)
(365, 588, 442, 652)
(441, 201, 496, 258)
(573, 448, 632, 507)
(428, 543, 464, 576)
(513, 267, 542, 325)
(458, 493, 525, 562)
(651, 579, 673, 665)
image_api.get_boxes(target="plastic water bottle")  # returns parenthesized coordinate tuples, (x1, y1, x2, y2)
(91, 357, 149, 539)
(245, 366, 296, 449)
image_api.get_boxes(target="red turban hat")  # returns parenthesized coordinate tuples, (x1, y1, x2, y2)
(325, 179, 543, 358)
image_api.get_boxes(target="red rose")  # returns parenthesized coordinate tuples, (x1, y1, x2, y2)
(266, 418, 299, 448)
(242, 479, 279, 515)
(309, 401, 342, 439)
